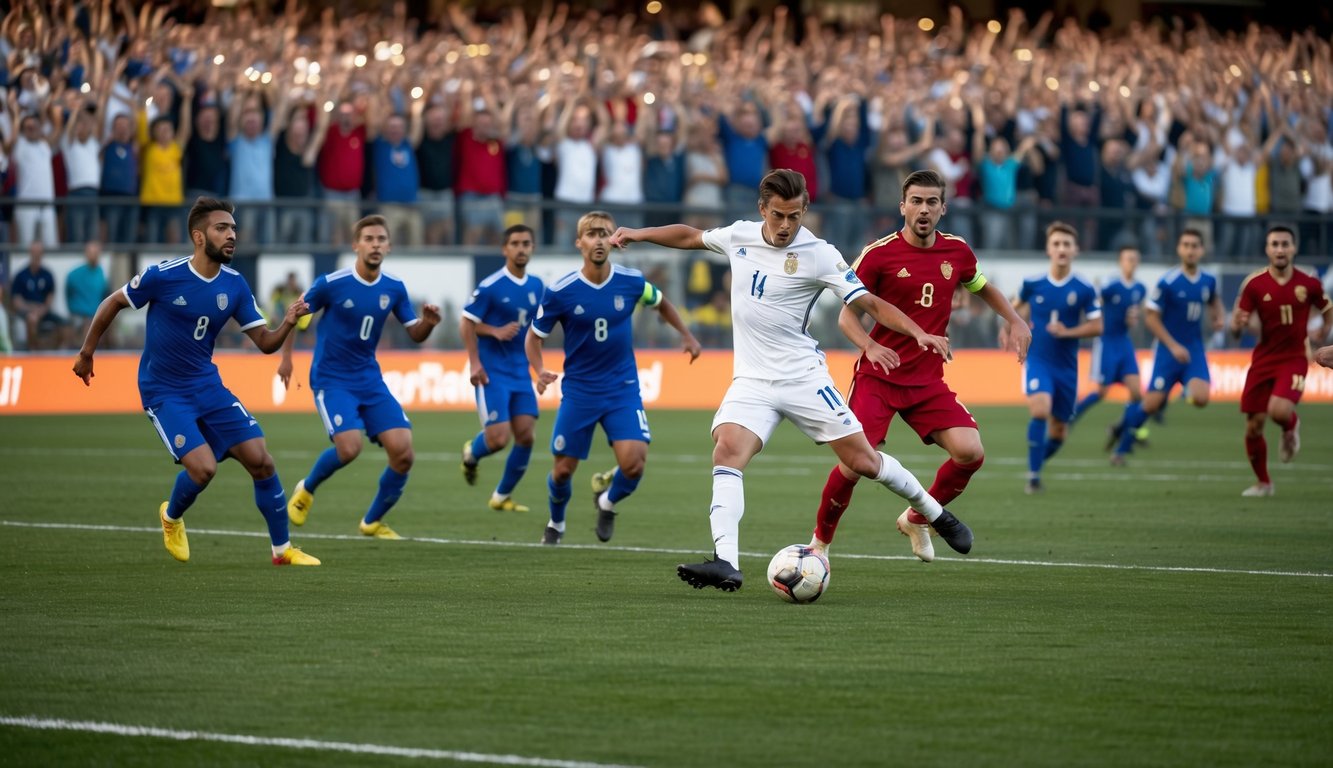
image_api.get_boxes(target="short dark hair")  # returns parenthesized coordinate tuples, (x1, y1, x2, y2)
(1266, 224, 1297, 247)
(1179, 228, 1204, 244)
(1046, 221, 1078, 244)
(149, 116, 173, 135)
(503, 224, 535, 243)
(901, 169, 947, 202)
(1117, 245, 1140, 257)
(187, 197, 235, 237)
(354, 215, 389, 240)
(758, 169, 809, 207)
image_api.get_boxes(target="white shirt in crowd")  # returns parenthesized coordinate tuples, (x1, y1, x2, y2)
(598, 142, 644, 204)
(61, 134, 102, 190)
(553, 137, 597, 203)
(13, 135, 54, 200)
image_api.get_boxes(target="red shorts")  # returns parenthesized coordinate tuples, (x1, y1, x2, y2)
(1240, 359, 1309, 414)
(846, 375, 978, 447)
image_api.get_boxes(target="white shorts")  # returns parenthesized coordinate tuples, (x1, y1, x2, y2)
(712, 374, 864, 446)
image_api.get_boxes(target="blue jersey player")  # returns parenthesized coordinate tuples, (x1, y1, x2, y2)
(526, 211, 701, 545)
(1009, 222, 1102, 494)
(72, 197, 319, 566)
(281, 215, 441, 538)
(460, 225, 544, 513)
(1110, 228, 1222, 464)
(1072, 246, 1146, 423)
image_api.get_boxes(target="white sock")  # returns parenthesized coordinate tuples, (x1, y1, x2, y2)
(548, 519, 566, 533)
(272, 542, 290, 558)
(597, 490, 613, 512)
(710, 466, 745, 569)
(874, 452, 942, 522)
(490, 491, 509, 505)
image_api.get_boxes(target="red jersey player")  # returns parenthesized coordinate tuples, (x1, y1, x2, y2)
(1229, 224, 1332, 497)
(810, 169, 1031, 562)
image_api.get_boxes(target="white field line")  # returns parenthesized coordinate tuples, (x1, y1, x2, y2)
(0, 715, 644, 768)
(3, 520, 1330, 580)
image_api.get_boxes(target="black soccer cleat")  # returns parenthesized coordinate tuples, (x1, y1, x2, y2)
(594, 499, 617, 543)
(677, 554, 743, 592)
(541, 525, 562, 546)
(930, 508, 973, 555)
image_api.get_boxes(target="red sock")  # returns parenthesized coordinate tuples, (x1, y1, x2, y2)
(1273, 411, 1298, 433)
(1245, 435, 1270, 484)
(813, 466, 858, 545)
(907, 457, 986, 524)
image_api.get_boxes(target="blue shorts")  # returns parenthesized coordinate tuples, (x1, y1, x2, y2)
(314, 383, 411, 443)
(145, 386, 264, 463)
(476, 379, 539, 427)
(1147, 342, 1210, 394)
(550, 394, 651, 460)
(1024, 359, 1078, 423)
(1091, 335, 1139, 386)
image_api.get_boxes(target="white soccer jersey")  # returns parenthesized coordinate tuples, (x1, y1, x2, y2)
(702, 220, 867, 380)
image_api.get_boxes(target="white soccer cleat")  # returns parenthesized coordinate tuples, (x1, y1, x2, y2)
(1279, 424, 1300, 463)
(896, 509, 935, 563)
(1240, 483, 1275, 498)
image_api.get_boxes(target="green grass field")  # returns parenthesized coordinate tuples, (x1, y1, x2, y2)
(2, 403, 1331, 767)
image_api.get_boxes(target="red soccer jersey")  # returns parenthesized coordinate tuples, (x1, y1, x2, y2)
(1237, 268, 1331, 366)
(850, 230, 981, 387)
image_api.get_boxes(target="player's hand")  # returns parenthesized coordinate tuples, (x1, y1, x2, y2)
(1314, 345, 1333, 369)
(421, 303, 442, 326)
(1169, 343, 1190, 364)
(469, 363, 489, 387)
(916, 333, 952, 362)
(277, 358, 293, 389)
(492, 321, 521, 341)
(681, 334, 702, 363)
(862, 341, 900, 372)
(72, 352, 94, 386)
(1231, 309, 1250, 335)
(608, 227, 642, 249)
(1006, 321, 1033, 364)
(1045, 319, 1067, 338)
(283, 297, 310, 326)
(534, 368, 559, 395)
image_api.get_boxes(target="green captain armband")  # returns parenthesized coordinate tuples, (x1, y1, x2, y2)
(962, 272, 988, 294)
(640, 281, 663, 307)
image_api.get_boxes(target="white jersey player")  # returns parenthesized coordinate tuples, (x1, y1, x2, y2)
(610, 169, 974, 592)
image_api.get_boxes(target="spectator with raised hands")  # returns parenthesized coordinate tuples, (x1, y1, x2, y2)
(137, 67, 192, 244)
(4, 88, 63, 247)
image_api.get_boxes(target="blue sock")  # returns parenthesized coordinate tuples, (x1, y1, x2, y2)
(1117, 403, 1147, 455)
(606, 468, 641, 505)
(254, 474, 289, 546)
(166, 471, 203, 520)
(496, 444, 532, 496)
(470, 432, 494, 462)
(363, 467, 408, 525)
(1043, 438, 1064, 461)
(304, 447, 345, 493)
(1072, 392, 1101, 421)
(547, 472, 571, 525)
(1027, 418, 1047, 475)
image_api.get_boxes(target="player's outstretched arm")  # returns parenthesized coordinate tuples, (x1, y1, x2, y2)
(976, 283, 1031, 363)
(460, 316, 489, 386)
(277, 329, 296, 389)
(407, 303, 441, 344)
(245, 297, 309, 354)
(525, 328, 559, 395)
(610, 224, 707, 252)
(72, 291, 131, 385)
(652, 295, 702, 363)
(850, 292, 951, 361)
(836, 304, 900, 372)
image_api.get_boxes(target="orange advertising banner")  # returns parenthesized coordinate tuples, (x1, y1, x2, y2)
(2, 349, 1332, 415)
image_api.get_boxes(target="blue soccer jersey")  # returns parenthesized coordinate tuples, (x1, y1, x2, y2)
(462, 267, 544, 386)
(304, 268, 418, 390)
(530, 264, 661, 400)
(1019, 273, 1101, 371)
(1100, 278, 1146, 340)
(1146, 268, 1218, 348)
(123, 255, 266, 403)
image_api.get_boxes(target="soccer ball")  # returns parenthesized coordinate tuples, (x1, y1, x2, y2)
(766, 545, 830, 604)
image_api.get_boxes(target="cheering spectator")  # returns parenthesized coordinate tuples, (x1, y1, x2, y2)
(455, 84, 509, 246)
(5, 105, 62, 247)
(417, 96, 458, 246)
(138, 76, 193, 244)
(228, 90, 278, 245)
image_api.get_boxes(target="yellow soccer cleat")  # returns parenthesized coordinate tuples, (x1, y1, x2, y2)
(159, 502, 189, 563)
(488, 496, 530, 513)
(590, 469, 614, 494)
(273, 546, 322, 566)
(287, 480, 314, 526)
(359, 520, 402, 540)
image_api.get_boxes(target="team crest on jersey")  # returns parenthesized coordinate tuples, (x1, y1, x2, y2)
(216, 293, 228, 311)
(1294, 286, 1308, 303)
(174, 434, 185, 449)
(1067, 292, 1077, 306)
(940, 261, 953, 280)
(380, 294, 390, 310)
(528, 292, 537, 305)
(130, 274, 141, 289)
(614, 295, 625, 311)
(784, 253, 799, 275)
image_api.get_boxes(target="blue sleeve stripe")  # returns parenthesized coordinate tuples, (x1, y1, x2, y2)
(842, 286, 867, 305)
